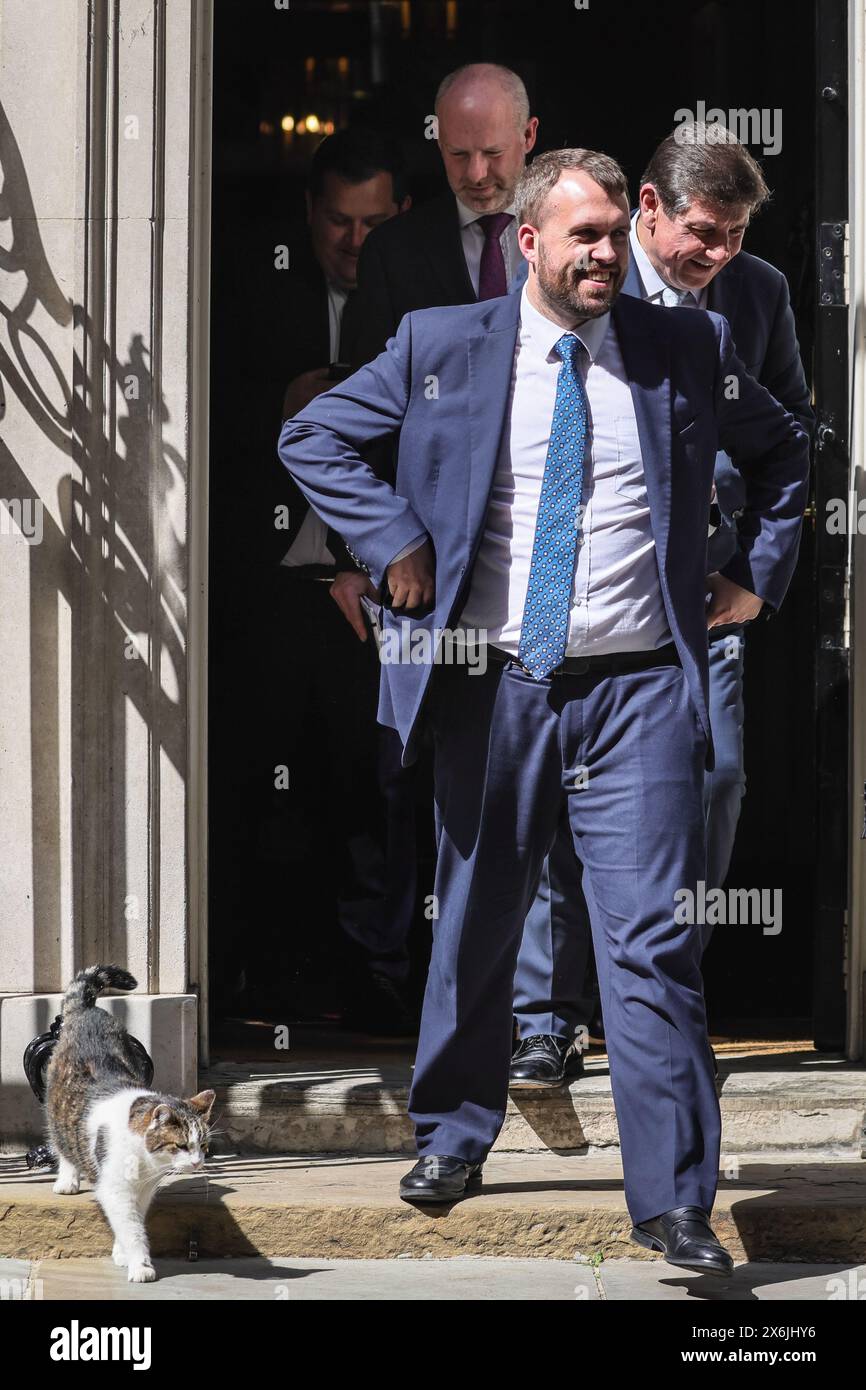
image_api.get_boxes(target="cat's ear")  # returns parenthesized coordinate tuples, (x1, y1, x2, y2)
(147, 1103, 172, 1131)
(187, 1089, 216, 1119)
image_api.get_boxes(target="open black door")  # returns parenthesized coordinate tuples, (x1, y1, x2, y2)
(812, 0, 849, 1049)
(207, 0, 840, 1050)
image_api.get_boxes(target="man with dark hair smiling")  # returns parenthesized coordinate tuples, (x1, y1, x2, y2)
(278, 148, 809, 1271)
(512, 127, 814, 1080)
(281, 128, 410, 422)
(262, 128, 416, 1035)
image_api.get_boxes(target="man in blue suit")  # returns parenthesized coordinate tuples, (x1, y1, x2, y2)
(511, 126, 815, 1087)
(279, 148, 810, 1273)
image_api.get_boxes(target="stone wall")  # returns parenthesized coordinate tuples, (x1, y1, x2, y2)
(0, 0, 212, 1140)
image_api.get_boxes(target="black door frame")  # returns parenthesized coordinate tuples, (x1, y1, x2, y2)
(812, 0, 850, 1050)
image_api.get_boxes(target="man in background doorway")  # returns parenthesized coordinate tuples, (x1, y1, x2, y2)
(262, 128, 418, 1034)
(344, 61, 538, 369)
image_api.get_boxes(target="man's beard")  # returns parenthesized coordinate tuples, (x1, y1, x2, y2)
(536, 243, 622, 320)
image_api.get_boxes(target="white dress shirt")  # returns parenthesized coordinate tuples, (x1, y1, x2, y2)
(282, 279, 348, 568)
(457, 198, 521, 295)
(459, 286, 671, 657)
(629, 211, 708, 308)
(326, 281, 349, 357)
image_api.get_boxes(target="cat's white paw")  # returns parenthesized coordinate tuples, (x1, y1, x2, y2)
(127, 1261, 156, 1283)
(112, 1243, 128, 1267)
(52, 1177, 80, 1195)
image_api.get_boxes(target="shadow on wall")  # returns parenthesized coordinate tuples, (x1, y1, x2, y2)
(0, 100, 187, 987)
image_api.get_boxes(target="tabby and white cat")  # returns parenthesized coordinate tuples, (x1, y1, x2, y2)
(45, 965, 215, 1283)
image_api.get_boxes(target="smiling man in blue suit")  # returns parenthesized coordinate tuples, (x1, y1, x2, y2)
(278, 148, 810, 1275)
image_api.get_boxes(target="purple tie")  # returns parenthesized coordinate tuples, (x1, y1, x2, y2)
(477, 212, 513, 300)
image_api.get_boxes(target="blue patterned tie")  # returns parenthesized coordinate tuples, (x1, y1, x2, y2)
(517, 333, 588, 679)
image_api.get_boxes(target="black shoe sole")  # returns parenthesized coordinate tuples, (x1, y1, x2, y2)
(399, 1172, 483, 1205)
(508, 1074, 569, 1090)
(630, 1225, 734, 1277)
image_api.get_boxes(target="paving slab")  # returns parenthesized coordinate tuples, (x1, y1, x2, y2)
(2, 1151, 866, 1263)
(598, 1260, 866, 1301)
(16, 1256, 866, 1301)
(32, 1255, 600, 1301)
(0, 1257, 36, 1298)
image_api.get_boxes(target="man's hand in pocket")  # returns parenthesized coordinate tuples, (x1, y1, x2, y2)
(706, 572, 764, 628)
(330, 571, 380, 641)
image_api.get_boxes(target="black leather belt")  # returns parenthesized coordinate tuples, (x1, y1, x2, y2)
(486, 641, 681, 678)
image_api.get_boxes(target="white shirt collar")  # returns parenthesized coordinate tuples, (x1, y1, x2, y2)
(629, 211, 671, 300)
(519, 283, 611, 364)
(456, 196, 518, 228)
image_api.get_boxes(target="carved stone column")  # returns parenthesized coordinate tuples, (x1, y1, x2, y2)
(0, 0, 212, 1142)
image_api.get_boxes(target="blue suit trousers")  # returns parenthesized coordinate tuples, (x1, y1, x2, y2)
(408, 655, 721, 1224)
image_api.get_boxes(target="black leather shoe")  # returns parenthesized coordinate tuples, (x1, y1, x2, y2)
(399, 1155, 484, 1204)
(509, 1034, 584, 1089)
(631, 1205, 734, 1276)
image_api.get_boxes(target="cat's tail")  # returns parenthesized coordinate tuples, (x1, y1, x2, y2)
(61, 964, 138, 1016)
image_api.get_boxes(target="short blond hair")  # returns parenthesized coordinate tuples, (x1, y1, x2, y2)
(516, 149, 630, 226)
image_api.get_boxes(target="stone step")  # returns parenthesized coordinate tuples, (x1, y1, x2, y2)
(202, 1052, 866, 1158)
(2, 1152, 866, 1264)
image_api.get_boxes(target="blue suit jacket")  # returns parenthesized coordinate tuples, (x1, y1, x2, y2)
(278, 291, 810, 765)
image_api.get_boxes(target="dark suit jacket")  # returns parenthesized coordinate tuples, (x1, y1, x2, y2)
(279, 292, 810, 765)
(343, 192, 476, 368)
(625, 246, 813, 437)
(706, 253, 813, 434)
(624, 246, 814, 569)
(258, 242, 349, 565)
